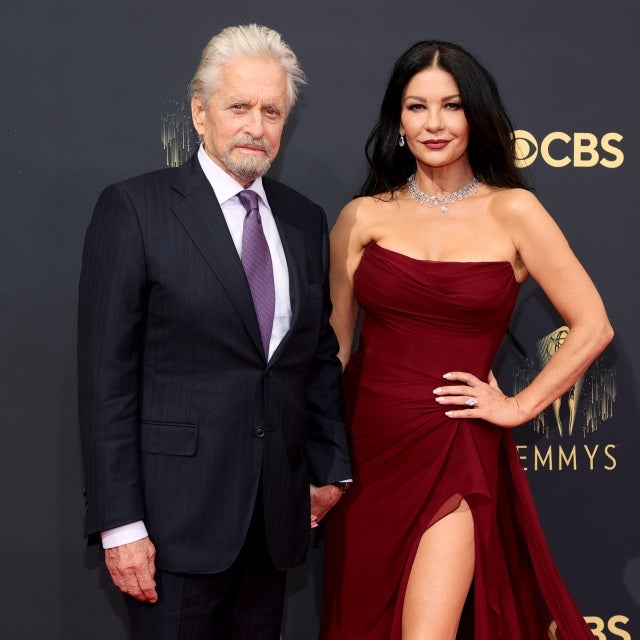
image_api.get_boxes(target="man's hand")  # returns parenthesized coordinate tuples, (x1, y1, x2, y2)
(104, 536, 158, 602)
(310, 484, 343, 528)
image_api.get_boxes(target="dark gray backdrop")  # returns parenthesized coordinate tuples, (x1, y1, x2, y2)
(1, 1, 638, 638)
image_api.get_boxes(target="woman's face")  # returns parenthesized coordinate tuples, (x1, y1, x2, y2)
(399, 67, 470, 172)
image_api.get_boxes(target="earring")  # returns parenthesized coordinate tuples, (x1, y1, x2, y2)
(398, 134, 405, 148)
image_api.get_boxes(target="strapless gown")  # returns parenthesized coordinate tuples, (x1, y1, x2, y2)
(319, 242, 593, 639)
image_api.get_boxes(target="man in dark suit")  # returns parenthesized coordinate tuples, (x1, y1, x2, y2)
(78, 24, 352, 640)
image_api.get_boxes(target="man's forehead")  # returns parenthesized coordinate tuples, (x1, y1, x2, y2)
(215, 90, 287, 111)
(203, 59, 288, 113)
(219, 58, 286, 88)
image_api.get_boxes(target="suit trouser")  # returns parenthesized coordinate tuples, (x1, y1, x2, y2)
(124, 489, 287, 640)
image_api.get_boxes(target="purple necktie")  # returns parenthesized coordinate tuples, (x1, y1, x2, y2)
(238, 190, 275, 357)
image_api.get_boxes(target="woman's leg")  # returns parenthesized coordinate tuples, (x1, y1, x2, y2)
(402, 499, 475, 640)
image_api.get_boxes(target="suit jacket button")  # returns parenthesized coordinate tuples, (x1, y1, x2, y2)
(254, 426, 265, 438)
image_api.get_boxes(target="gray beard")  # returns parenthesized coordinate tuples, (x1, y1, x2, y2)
(222, 152, 271, 183)
(222, 135, 274, 183)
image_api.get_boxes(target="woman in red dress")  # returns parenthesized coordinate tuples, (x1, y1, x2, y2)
(319, 41, 612, 639)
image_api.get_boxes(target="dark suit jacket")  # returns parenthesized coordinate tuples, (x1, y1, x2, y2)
(78, 153, 352, 573)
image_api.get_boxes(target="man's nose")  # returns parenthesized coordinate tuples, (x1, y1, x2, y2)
(244, 108, 265, 138)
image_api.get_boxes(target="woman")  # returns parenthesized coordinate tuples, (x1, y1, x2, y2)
(319, 41, 612, 639)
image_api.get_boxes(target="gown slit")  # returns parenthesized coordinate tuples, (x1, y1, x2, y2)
(319, 242, 594, 639)
(396, 495, 476, 635)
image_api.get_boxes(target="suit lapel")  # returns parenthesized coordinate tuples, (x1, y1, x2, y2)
(265, 182, 306, 365)
(170, 156, 264, 357)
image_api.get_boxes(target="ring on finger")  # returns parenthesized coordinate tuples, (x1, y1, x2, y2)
(465, 397, 478, 408)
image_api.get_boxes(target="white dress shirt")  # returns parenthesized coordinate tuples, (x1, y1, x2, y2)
(101, 145, 292, 548)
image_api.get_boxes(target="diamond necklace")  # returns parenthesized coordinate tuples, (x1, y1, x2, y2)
(406, 174, 479, 213)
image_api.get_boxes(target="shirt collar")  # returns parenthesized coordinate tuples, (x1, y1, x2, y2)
(197, 144, 269, 208)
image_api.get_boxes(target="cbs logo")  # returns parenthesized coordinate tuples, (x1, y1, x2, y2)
(549, 615, 631, 639)
(513, 130, 624, 168)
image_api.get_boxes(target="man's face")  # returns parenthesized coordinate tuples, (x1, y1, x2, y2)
(191, 57, 288, 186)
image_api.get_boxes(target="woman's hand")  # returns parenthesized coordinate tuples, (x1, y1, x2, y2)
(433, 370, 529, 428)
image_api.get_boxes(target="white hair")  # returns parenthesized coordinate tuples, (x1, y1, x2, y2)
(190, 24, 307, 114)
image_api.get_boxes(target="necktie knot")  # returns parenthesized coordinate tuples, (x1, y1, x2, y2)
(238, 190, 260, 215)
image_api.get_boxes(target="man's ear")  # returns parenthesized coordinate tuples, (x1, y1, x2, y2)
(191, 96, 206, 136)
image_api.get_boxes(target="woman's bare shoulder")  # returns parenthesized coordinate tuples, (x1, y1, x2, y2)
(333, 193, 398, 250)
(336, 193, 397, 227)
(490, 189, 542, 215)
(485, 187, 551, 228)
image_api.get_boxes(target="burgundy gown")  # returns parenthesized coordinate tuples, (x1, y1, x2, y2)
(319, 242, 593, 639)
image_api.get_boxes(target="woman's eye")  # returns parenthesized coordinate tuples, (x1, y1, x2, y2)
(444, 102, 463, 110)
(407, 103, 425, 111)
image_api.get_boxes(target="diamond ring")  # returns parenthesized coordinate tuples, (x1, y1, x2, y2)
(465, 397, 478, 408)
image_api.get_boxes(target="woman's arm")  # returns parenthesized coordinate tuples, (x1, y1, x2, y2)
(436, 189, 613, 427)
(329, 198, 369, 369)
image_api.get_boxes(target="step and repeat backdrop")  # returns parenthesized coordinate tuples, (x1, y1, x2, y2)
(1, 0, 638, 637)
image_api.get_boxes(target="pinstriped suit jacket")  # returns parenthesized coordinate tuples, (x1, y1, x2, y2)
(78, 153, 352, 573)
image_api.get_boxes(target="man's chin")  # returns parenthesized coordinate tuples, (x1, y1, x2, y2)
(224, 157, 271, 183)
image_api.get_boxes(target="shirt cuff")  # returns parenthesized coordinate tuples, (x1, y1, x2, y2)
(101, 521, 149, 549)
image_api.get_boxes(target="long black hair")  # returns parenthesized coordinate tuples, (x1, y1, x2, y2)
(361, 41, 529, 197)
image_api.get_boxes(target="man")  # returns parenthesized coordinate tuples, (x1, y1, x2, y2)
(78, 24, 352, 639)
